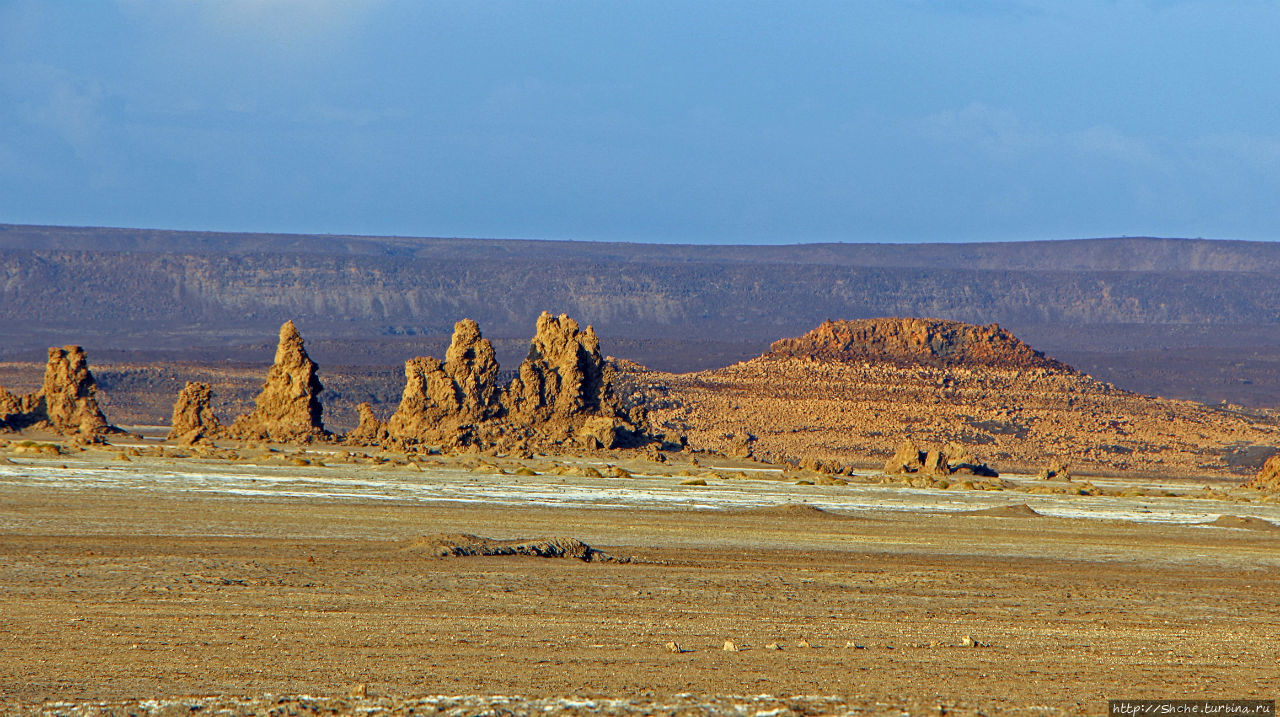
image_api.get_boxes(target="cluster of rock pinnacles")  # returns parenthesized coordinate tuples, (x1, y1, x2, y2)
(0, 346, 118, 437)
(168, 312, 650, 451)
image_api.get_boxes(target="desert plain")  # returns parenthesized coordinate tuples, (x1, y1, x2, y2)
(1, 432, 1278, 716)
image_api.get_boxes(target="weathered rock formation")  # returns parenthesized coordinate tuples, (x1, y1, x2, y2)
(504, 312, 636, 448)
(884, 439, 925, 474)
(0, 346, 116, 436)
(769, 318, 1070, 371)
(386, 319, 501, 447)
(1038, 461, 1071, 481)
(883, 439, 997, 477)
(345, 402, 389, 445)
(167, 381, 219, 445)
(1247, 454, 1280, 491)
(226, 321, 327, 443)
(376, 312, 649, 451)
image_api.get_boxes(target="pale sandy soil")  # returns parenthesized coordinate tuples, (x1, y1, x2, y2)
(1, 442, 1278, 716)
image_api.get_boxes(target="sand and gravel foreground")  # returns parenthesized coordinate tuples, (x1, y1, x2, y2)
(1, 447, 1278, 716)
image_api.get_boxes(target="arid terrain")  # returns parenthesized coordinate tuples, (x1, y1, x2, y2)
(4, 230, 1280, 714)
(9, 224, 1280, 407)
(2, 440, 1279, 715)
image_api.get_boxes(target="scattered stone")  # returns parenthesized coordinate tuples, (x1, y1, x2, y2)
(764, 642, 781, 651)
(680, 478, 708, 486)
(722, 640, 739, 652)
(663, 641, 684, 654)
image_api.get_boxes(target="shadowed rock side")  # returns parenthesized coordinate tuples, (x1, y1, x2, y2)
(167, 381, 219, 445)
(226, 321, 327, 443)
(0, 345, 116, 436)
(769, 318, 1071, 371)
(1247, 454, 1280, 491)
(377, 313, 649, 451)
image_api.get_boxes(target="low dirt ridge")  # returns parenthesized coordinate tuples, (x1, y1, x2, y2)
(406, 533, 623, 562)
(623, 318, 1280, 478)
(769, 318, 1070, 371)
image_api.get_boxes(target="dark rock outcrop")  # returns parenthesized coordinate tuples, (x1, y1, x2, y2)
(167, 381, 219, 445)
(769, 318, 1070, 371)
(226, 321, 326, 443)
(0, 346, 116, 436)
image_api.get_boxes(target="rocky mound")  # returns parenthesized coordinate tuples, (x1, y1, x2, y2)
(226, 321, 327, 443)
(405, 533, 621, 562)
(167, 381, 220, 445)
(768, 318, 1070, 371)
(0, 346, 117, 436)
(376, 312, 650, 451)
(735, 503, 854, 520)
(1206, 515, 1280, 531)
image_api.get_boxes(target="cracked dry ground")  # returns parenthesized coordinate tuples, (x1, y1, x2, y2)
(1, 487, 1278, 714)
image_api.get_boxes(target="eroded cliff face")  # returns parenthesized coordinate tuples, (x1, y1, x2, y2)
(226, 321, 326, 443)
(167, 381, 219, 445)
(769, 318, 1070, 371)
(0, 346, 116, 436)
(376, 312, 648, 451)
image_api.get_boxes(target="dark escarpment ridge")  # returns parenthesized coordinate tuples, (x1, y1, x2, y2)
(7, 224, 1280, 406)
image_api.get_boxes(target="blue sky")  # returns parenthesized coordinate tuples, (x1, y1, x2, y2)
(1, 1, 1278, 244)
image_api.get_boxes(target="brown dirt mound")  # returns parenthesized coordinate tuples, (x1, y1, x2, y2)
(1206, 515, 1280, 531)
(768, 318, 1070, 371)
(735, 503, 855, 520)
(958, 503, 1043, 518)
(405, 533, 624, 562)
